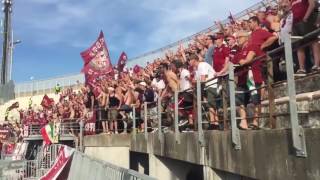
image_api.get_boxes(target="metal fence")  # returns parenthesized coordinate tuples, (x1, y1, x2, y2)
(14, 73, 84, 98)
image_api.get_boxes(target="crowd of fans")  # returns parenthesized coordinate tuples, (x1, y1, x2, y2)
(9, 0, 320, 136)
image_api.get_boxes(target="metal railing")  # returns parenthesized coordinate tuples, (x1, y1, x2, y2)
(14, 73, 85, 98)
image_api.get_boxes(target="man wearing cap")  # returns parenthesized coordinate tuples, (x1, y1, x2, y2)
(212, 33, 231, 77)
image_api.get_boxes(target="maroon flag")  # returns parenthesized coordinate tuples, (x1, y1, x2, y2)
(80, 31, 113, 85)
(133, 65, 141, 74)
(117, 52, 127, 72)
(41, 95, 54, 109)
(228, 11, 236, 25)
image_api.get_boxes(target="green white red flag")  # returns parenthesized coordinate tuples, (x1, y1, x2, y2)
(40, 123, 59, 145)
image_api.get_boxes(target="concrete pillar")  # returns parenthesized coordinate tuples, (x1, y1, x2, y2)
(84, 147, 130, 169)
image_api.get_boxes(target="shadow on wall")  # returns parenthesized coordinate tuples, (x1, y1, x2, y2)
(130, 151, 149, 175)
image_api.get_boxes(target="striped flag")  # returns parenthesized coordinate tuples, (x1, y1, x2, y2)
(41, 123, 59, 145)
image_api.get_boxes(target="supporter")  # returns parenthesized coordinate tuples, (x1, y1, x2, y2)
(213, 33, 231, 76)
(96, 87, 108, 133)
(204, 35, 215, 66)
(106, 87, 122, 134)
(291, 0, 320, 75)
(188, 54, 219, 129)
(237, 30, 264, 130)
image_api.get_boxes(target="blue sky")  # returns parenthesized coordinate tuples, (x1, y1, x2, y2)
(9, 0, 260, 82)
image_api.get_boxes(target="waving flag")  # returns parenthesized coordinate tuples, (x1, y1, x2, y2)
(228, 11, 236, 25)
(133, 65, 141, 74)
(80, 31, 113, 85)
(117, 52, 127, 72)
(41, 95, 54, 109)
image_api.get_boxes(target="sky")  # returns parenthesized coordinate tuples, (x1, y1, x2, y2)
(8, 0, 261, 82)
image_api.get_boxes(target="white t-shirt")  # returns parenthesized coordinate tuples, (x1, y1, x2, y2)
(180, 68, 191, 91)
(196, 62, 217, 89)
(151, 78, 165, 91)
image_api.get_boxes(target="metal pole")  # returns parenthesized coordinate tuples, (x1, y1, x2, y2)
(79, 120, 84, 152)
(8, 30, 13, 81)
(196, 78, 205, 146)
(1, 0, 12, 84)
(158, 96, 163, 143)
(174, 91, 180, 144)
(144, 102, 148, 140)
(228, 62, 241, 150)
(132, 106, 136, 142)
(284, 34, 307, 157)
(266, 55, 276, 129)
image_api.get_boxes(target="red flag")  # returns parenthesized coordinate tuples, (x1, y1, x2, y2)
(133, 65, 141, 74)
(41, 95, 54, 109)
(117, 52, 127, 72)
(80, 31, 113, 83)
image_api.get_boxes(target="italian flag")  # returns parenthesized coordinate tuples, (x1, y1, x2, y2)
(247, 69, 257, 95)
(41, 123, 55, 145)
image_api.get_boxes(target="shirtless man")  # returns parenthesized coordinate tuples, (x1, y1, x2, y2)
(119, 83, 135, 133)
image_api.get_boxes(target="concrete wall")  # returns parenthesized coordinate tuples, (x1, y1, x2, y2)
(130, 129, 320, 180)
(85, 147, 130, 169)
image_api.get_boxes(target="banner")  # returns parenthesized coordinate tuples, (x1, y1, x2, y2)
(0, 128, 10, 140)
(80, 31, 113, 86)
(84, 110, 96, 135)
(117, 52, 127, 72)
(40, 146, 75, 180)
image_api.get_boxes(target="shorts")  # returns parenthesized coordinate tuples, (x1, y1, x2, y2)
(206, 87, 219, 109)
(141, 106, 157, 121)
(108, 109, 118, 121)
(292, 12, 318, 37)
(120, 104, 132, 113)
(235, 84, 261, 107)
(179, 91, 193, 107)
(96, 108, 107, 122)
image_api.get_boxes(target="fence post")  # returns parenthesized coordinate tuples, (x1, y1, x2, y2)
(196, 78, 205, 146)
(79, 120, 84, 152)
(222, 77, 228, 130)
(284, 34, 307, 157)
(132, 106, 136, 142)
(144, 102, 148, 141)
(158, 97, 163, 144)
(174, 91, 180, 144)
(266, 55, 276, 129)
(228, 62, 241, 150)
